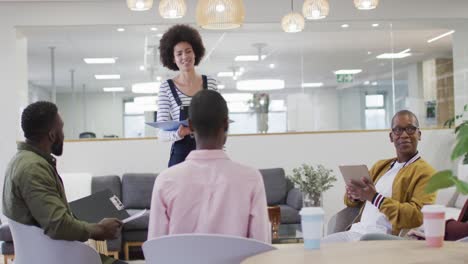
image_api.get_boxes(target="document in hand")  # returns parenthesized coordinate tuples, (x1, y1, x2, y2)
(338, 165, 372, 186)
(70, 189, 130, 223)
(145, 120, 189, 131)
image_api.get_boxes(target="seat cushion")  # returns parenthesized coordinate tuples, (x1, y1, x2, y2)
(0, 224, 12, 242)
(278, 204, 300, 224)
(106, 235, 122, 252)
(123, 209, 150, 231)
(0, 241, 14, 255)
(260, 168, 287, 206)
(123, 230, 148, 243)
(122, 173, 158, 209)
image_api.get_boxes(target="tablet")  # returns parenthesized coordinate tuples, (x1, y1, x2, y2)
(338, 165, 372, 186)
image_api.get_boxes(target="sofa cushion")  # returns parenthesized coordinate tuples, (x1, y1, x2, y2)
(278, 204, 300, 224)
(0, 241, 14, 255)
(92, 175, 122, 200)
(122, 230, 148, 243)
(123, 209, 150, 231)
(260, 168, 287, 206)
(106, 235, 122, 252)
(0, 224, 12, 242)
(122, 173, 158, 209)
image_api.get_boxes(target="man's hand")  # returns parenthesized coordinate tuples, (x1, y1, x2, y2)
(177, 125, 192, 138)
(347, 177, 377, 202)
(90, 218, 123, 241)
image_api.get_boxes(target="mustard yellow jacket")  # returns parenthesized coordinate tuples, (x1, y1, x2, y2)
(344, 158, 437, 235)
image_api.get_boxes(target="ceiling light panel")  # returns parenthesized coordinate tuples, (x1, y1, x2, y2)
(94, 74, 120, 80)
(234, 55, 267, 62)
(334, 69, 362, 75)
(84, 58, 116, 64)
(376, 53, 411, 59)
(103, 87, 125, 92)
(302, 82, 324, 88)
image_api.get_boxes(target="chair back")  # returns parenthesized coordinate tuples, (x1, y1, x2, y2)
(7, 218, 101, 264)
(143, 234, 276, 264)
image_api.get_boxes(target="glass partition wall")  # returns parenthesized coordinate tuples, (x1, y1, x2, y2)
(23, 20, 457, 139)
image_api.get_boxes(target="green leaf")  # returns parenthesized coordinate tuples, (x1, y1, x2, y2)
(425, 170, 455, 193)
(464, 104, 468, 112)
(451, 137, 468, 161)
(452, 177, 468, 195)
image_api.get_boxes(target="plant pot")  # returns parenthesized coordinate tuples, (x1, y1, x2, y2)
(303, 193, 323, 207)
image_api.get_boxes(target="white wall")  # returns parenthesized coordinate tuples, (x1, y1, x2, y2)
(57, 92, 124, 139)
(58, 129, 454, 223)
(452, 26, 468, 118)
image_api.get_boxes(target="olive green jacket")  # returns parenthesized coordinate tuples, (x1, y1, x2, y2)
(2, 142, 115, 264)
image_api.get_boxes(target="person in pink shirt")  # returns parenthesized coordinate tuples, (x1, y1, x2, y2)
(147, 89, 271, 243)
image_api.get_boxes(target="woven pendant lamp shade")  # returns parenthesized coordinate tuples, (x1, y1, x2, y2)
(159, 0, 187, 19)
(354, 0, 379, 10)
(127, 0, 153, 11)
(281, 12, 305, 33)
(303, 0, 329, 20)
(196, 0, 245, 30)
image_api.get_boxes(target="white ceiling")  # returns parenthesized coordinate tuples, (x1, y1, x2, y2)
(17, 0, 464, 95)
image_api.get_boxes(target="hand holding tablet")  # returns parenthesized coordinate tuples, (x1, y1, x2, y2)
(339, 165, 372, 187)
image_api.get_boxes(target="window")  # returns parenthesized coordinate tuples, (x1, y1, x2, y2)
(365, 94, 387, 129)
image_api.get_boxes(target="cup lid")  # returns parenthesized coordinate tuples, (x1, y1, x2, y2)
(300, 207, 324, 216)
(421, 204, 446, 213)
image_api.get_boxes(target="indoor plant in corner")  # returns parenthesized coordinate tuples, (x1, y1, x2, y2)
(426, 104, 468, 195)
(288, 164, 337, 207)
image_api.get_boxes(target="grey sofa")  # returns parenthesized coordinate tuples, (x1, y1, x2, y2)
(0, 168, 302, 261)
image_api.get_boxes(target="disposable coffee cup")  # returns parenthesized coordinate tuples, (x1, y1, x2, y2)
(299, 207, 325, 249)
(421, 205, 446, 248)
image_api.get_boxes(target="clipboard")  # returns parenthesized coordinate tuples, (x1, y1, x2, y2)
(145, 120, 189, 131)
(338, 165, 372, 186)
(69, 189, 130, 223)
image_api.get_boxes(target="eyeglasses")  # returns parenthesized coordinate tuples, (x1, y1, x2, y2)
(391, 126, 419, 135)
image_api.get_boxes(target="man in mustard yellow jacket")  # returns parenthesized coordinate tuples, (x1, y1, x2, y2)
(323, 110, 436, 242)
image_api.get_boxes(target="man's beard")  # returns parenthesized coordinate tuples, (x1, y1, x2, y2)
(51, 141, 63, 156)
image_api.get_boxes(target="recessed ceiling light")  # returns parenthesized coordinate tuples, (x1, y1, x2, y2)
(150, 27, 158, 31)
(117, 28, 125, 32)
(84, 58, 116, 64)
(139, 65, 145, 71)
(234, 55, 267, 62)
(372, 23, 379, 27)
(156, 76, 162, 81)
(157, 33, 164, 38)
(427, 30, 455, 43)
(364, 81, 370, 85)
(302, 82, 324, 88)
(218, 71, 243, 78)
(371, 81, 378, 86)
(103, 87, 125, 92)
(94, 74, 120, 80)
(341, 24, 350, 28)
(236, 79, 285, 91)
(217, 84, 225, 89)
(269, 63, 275, 69)
(376, 53, 411, 59)
(334, 69, 362, 75)
(367, 51, 372, 55)
(132, 82, 160, 94)
(399, 48, 411, 54)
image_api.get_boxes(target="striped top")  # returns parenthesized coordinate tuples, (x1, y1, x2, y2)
(157, 76, 218, 142)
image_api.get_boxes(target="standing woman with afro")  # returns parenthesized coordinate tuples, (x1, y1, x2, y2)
(157, 24, 218, 167)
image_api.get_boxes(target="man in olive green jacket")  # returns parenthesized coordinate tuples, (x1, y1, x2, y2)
(323, 110, 437, 242)
(2, 101, 126, 264)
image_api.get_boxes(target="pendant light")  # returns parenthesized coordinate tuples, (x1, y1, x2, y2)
(281, 0, 305, 33)
(196, 0, 245, 30)
(127, 0, 153, 11)
(354, 0, 379, 10)
(159, 0, 187, 19)
(303, 0, 329, 20)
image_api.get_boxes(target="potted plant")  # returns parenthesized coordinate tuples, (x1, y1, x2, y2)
(426, 104, 468, 194)
(288, 164, 337, 207)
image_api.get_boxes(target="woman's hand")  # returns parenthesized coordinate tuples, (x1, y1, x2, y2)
(177, 125, 192, 138)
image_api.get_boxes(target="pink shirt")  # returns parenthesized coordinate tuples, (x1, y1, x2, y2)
(147, 150, 271, 243)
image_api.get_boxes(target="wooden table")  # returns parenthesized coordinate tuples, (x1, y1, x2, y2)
(242, 241, 468, 264)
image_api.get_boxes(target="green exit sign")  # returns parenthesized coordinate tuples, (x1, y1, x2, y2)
(336, 74, 354, 83)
